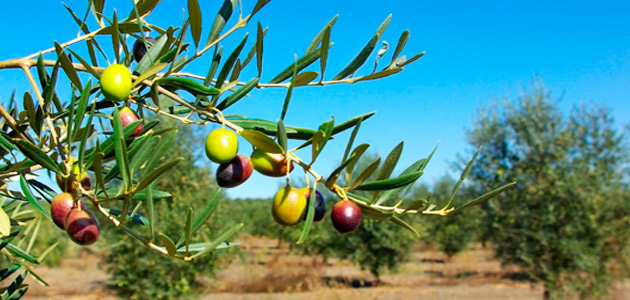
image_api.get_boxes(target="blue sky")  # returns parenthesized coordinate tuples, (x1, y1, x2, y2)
(1, 1, 629, 200)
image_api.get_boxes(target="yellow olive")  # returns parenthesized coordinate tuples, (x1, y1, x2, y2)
(272, 186, 307, 227)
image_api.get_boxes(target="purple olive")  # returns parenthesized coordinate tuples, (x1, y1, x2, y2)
(300, 188, 326, 222)
(216, 155, 253, 188)
(132, 37, 156, 62)
(331, 200, 362, 234)
(65, 208, 100, 246)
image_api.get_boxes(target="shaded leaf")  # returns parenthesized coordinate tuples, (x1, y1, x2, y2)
(305, 15, 338, 54)
(14, 140, 62, 174)
(159, 233, 176, 257)
(54, 42, 82, 88)
(228, 118, 316, 140)
(378, 141, 404, 180)
(206, 0, 238, 47)
(175, 189, 222, 247)
(296, 183, 317, 244)
(158, 77, 221, 95)
(390, 30, 410, 64)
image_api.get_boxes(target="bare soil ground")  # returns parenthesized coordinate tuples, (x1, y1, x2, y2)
(21, 236, 630, 300)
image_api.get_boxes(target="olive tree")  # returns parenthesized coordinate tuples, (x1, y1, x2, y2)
(0, 1, 511, 297)
(463, 83, 630, 299)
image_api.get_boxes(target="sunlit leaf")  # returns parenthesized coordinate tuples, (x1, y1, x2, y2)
(297, 183, 317, 244)
(378, 141, 404, 180)
(305, 15, 338, 54)
(159, 233, 176, 257)
(215, 77, 259, 110)
(188, 0, 202, 48)
(355, 171, 423, 191)
(332, 15, 391, 80)
(190, 223, 243, 259)
(175, 189, 222, 247)
(240, 129, 282, 153)
(54, 42, 82, 88)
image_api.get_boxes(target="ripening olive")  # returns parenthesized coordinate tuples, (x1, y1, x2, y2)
(331, 200, 362, 234)
(50, 193, 86, 229)
(117, 107, 143, 138)
(272, 186, 307, 227)
(56, 160, 91, 193)
(100, 64, 132, 101)
(299, 188, 326, 222)
(65, 207, 100, 246)
(132, 37, 156, 62)
(250, 149, 294, 177)
(216, 155, 253, 188)
(205, 128, 238, 163)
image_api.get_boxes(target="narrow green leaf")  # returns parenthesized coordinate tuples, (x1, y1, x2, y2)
(6, 243, 38, 264)
(159, 77, 221, 96)
(71, 80, 92, 142)
(227, 118, 316, 140)
(19, 175, 51, 221)
(376, 157, 429, 205)
(305, 15, 338, 54)
(405, 198, 428, 212)
(98, 22, 150, 35)
(190, 223, 243, 259)
(101, 208, 149, 225)
(134, 34, 168, 75)
(129, 136, 158, 175)
(398, 51, 425, 67)
(296, 183, 317, 244)
(6, 286, 28, 300)
(280, 59, 298, 121)
(344, 143, 370, 182)
(3, 270, 27, 298)
(444, 147, 481, 208)
(390, 30, 410, 64)
(256, 22, 264, 77)
(214, 33, 248, 90)
(112, 107, 131, 191)
(341, 117, 362, 165)
(36, 54, 49, 89)
(390, 215, 420, 237)
(454, 182, 516, 213)
(332, 111, 375, 136)
(215, 77, 259, 110)
(240, 129, 283, 153)
(349, 157, 381, 190)
(320, 25, 331, 81)
(355, 171, 423, 191)
(378, 141, 404, 180)
(354, 68, 403, 83)
(176, 189, 222, 247)
(269, 48, 322, 84)
(0, 133, 17, 152)
(250, 0, 270, 17)
(146, 183, 155, 240)
(14, 140, 62, 174)
(311, 118, 335, 163)
(326, 144, 369, 187)
(0, 207, 10, 237)
(66, 47, 100, 78)
(184, 207, 193, 255)
(54, 42, 82, 88)
(142, 130, 177, 177)
(205, 47, 223, 85)
(26, 268, 49, 288)
(159, 233, 176, 257)
(111, 10, 120, 63)
(294, 71, 318, 86)
(332, 15, 391, 80)
(188, 0, 202, 48)
(133, 62, 168, 87)
(177, 241, 239, 252)
(206, 0, 238, 47)
(127, 0, 161, 20)
(23, 92, 36, 133)
(92, 143, 108, 199)
(0, 264, 21, 281)
(134, 158, 183, 194)
(277, 120, 288, 153)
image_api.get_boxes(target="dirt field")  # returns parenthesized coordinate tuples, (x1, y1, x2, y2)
(21, 236, 630, 300)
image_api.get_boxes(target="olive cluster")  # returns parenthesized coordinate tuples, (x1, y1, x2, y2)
(96, 42, 363, 236)
(51, 163, 99, 246)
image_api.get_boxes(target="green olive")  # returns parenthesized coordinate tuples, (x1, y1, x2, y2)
(100, 64, 132, 101)
(205, 128, 238, 163)
(272, 186, 307, 227)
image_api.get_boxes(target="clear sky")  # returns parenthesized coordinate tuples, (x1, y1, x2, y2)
(1, 1, 629, 200)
